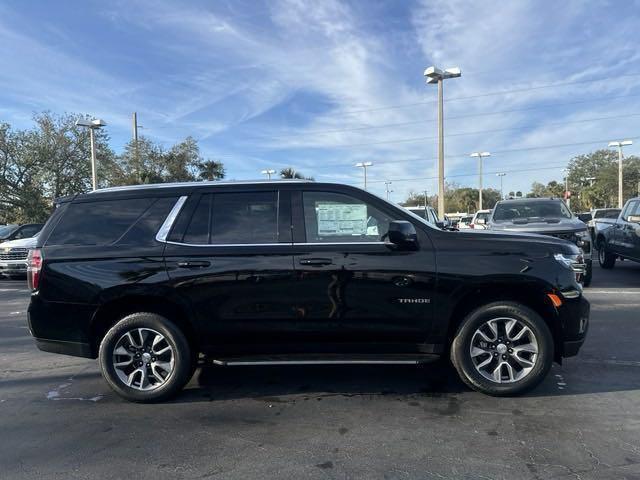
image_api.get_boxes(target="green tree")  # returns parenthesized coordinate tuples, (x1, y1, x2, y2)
(280, 167, 313, 180)
(196, 160, 226, 181)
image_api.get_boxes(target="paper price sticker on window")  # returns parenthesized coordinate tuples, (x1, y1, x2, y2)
(316, 203, 368, 236)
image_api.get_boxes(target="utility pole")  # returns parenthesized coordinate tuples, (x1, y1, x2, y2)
(563, 169, 570, 208)
(132, 112, 140, 181)
(424, 66, 461, 219)
(608, 140, 633, 208)
(423, 190, 428, 218)
(496, 172, 506, 200)
(355, 162, 373, 190)
(384, 181, 393, 201)
(470, 152, 490, 210)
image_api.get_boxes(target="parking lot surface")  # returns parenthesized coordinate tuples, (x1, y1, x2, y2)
(1, 263, 640, 480)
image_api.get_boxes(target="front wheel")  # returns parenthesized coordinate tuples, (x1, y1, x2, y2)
(450, 302, 553, 396)
(598, 242, 616, 269)
(98, 313, 193, 402)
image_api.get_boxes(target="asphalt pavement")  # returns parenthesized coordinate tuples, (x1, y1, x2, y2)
(1, 262, 640, 479)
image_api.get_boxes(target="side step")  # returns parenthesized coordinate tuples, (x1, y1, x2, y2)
(210, 353, 440, 366)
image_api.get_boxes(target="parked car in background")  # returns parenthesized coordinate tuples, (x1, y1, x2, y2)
(588, 208, 621, 241)
(576, 212, 592, 223)
(0, 234, 39, 278)
(404, 205, 451, 229)
(488, 198, 593, 286)
(470, 209, 492, 229)
(595, 198, 640, 268)
(458, 215, 473, 229)
(28, 180, 588, 402)
(0, 224, 44, 244)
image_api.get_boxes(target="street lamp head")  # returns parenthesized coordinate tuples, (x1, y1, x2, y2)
(470, 151, 491, 158)
(496, 172, 506, 177)
(621, 140, 633, 146)
(424, 66, 461, 84)
(76, 118, 106, 129)
(355, 162, 373, 167)
(609, 140, 633, 147)
(261, 169, 276, 175)
(443, 67, 462, 78)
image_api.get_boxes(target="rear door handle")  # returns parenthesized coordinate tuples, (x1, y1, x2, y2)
(177, 260, 211, 268)
(299, 258, 333, 266)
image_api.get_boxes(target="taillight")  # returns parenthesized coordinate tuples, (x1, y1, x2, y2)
(469, 224, 475, 229)
(27, 249, 43, 290)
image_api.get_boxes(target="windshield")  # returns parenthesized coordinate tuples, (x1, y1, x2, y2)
(0, 225, 18, 238)
(594, 209, 620, 219)
(493, 201, 572, 221)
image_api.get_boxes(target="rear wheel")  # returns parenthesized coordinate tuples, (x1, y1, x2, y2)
(598, 242, 616, 269)
(450, 302, 553, 396)
(98, 313, 193, 402)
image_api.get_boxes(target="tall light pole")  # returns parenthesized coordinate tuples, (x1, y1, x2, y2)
(355, 162, 373, 190)
(424, 66, 461, 219)
(470, 152, 490, 210)
(384, 180, 393, 200)
(608, 140, 633, 208)
(261, 169, 276, 180)
(562, 168, 571, 208)
(496, 172, 506, 200)
(75, 118, 107, 191)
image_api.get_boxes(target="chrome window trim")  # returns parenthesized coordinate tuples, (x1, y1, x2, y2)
(160, 240, 387, 247)
(155, 196, 188, 243)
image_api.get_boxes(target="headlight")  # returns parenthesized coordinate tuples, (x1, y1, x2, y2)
(575, 230, 591, 253)
(554, 253, 586, 274)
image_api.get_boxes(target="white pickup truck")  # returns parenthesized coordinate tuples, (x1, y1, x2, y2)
(594, 198, 640, 268)
(0, 235, 38, 278)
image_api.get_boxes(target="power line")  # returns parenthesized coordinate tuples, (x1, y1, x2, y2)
(263, 112, 640, 150)
(317, 135, 640, 169)
(262, 92, 640, 138)
(334, 72, 640, 117)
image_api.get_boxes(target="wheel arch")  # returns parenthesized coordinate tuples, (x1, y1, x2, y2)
(89, 295, 198, 357)
(445, 281, 563, 363)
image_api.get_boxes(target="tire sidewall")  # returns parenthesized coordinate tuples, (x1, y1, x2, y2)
(452, 302, 553, 396)
(99, 313, 192, 402)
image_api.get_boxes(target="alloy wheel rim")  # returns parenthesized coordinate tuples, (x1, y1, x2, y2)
(599, 246, 605, 263)
(112, 328, 175, 391)
(470, 317, 538, 384)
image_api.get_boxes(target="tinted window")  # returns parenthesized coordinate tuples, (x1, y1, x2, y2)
(46, 198, 155, 246)
(594, 209, 620, 219)
(183, 195, 212, 244)
(624, 201, 640, 219)
(14, 225, 41, 239)
(179, 192, 279, 245)
(493, 201, 571, 221)
(303, 191, 391, 243)
(0, 225, 18, 239)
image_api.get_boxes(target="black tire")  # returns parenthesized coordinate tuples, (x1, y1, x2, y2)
(582, 260, 592, 287)
(450, 302, 554, 396)
(598, 242, 616, 269)
(98, 312, 193, 403)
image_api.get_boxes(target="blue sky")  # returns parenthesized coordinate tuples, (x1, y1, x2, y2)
(2, 0, 640, 203)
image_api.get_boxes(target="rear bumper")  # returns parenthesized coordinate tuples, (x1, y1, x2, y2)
(558, 294, 590, 358)
(34, 338, 93, 358)
(27, 295, 98, 358)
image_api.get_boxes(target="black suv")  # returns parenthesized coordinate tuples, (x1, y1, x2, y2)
(27, 181, 589, 402)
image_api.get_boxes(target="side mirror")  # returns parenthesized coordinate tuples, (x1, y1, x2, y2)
(435, 220, 445, 229)
(387, 220, 418, 248)
(627, 215, 640, 223)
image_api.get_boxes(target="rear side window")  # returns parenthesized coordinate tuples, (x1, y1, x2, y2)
(179, 191, 279, 245)
(45, 197, 171, 246)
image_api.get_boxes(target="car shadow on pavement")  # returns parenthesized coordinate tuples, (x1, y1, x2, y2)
(173, 363, 467, 404)
(171, 361, 640, 404)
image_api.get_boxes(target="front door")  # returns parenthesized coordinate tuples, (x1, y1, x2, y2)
(290, 188, 436, 351)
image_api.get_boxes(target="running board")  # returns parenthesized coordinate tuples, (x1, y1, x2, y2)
(211, 354, 440, 366)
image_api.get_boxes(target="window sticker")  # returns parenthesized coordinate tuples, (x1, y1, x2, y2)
(316, 203, 368, 236)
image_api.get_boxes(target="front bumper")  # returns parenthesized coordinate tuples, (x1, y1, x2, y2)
(0, 262, 27, 276)
(558, 294, 590, 358)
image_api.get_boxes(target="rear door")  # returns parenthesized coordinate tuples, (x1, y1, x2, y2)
(163, 188, 298, 352)
(290, 187, 437, 350)
(619, 200, 640, 260)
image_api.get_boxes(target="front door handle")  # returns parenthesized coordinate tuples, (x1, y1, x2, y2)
(177, 260, 211, 268)
(299, 258, 333, 266)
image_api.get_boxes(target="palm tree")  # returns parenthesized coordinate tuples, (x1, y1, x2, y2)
(280, 167, 313, 180)
(197, 160, 226, 181)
